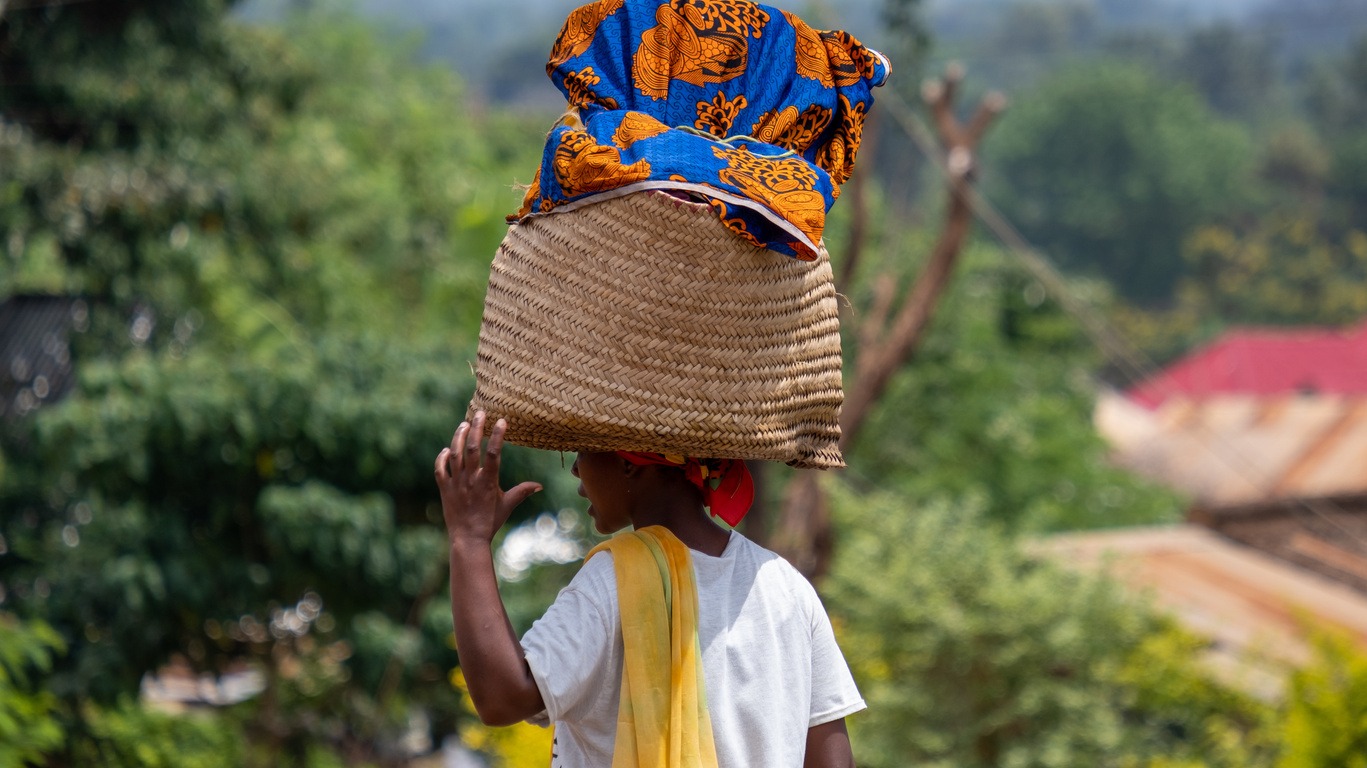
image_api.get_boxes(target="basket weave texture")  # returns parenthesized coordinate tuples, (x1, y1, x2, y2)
(469, 191, 844, 469)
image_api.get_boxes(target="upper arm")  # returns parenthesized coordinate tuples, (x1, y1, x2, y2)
(804, 718, 854, 768)
(520, 558, 619, 723)
(806, 589, 866, 726)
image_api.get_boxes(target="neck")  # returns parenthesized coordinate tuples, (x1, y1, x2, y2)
(628, 474, 731, 557)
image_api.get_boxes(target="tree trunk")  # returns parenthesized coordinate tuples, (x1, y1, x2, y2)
(772, 66, 1005, 581)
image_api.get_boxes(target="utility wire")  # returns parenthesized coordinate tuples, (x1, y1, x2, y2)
(878, 84, 1367, 553)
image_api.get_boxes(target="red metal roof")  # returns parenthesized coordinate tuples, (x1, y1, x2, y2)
(1128, 322, 1367, 408)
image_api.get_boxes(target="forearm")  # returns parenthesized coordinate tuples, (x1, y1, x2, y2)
(449, 537, 544, 726)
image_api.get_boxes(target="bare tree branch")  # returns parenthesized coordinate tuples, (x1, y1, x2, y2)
(774, 65, 1004, 581)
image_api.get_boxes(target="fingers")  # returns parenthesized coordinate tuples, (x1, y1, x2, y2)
(465, 411, 485, 466)
(440, 412, 516, 489)
(450, 421, 470, 473)
(484, 418, 507, 478)
(503, 481, 544, 511)
(434, 447, 451, 480)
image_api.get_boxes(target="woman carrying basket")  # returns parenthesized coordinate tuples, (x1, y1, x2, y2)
(438, 413, 862, 767)
(437, 0, 888, 764)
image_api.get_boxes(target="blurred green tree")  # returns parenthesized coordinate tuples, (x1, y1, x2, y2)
(985, 63, 1255, 303)
(1110, 214, 1367, 365)
(980, 1, 1099, 91)
(841, 240, 1183, 534)
(1327, 133, 1367, 233)
(1181, 216, 1367, 327)
(1303, 32, 1367, 142)
(1175, 24, 1277, 120)
(0, 0, 566, 763)
(822, 483, 1274, 768)
(1299, 33, 1367, 233)
(0, 0, 537, 352)
(0, 613, 66, 766)
(1278, 630, 1367, 768)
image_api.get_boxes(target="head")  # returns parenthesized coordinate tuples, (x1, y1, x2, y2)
(571, 451, 634, 534)
(571, 451, 706, 534)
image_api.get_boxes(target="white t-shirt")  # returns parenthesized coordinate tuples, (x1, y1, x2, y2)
(521, 530, 866, 768)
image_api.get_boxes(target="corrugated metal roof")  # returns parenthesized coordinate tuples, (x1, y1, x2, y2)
(1035, 525, 1367, 698)
(1127, 322, 1367, 408)
(1190, 494, 1367, 595)
(1096, 392, 1367, 507)
(0, 294, 83, 423)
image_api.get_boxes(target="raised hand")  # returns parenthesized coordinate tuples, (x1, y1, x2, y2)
(434, 410, 542, 545)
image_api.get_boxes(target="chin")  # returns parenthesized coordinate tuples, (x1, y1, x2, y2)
(586, 503, 628, 535)
(591, 514, 629, 535)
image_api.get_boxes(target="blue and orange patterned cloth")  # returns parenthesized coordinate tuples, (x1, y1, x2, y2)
(509, 0, 890, 260)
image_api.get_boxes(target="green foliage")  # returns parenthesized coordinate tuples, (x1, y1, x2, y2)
(986, 62, 1255, 302)
(0, 0, 541, 358)
(1101, 30, 1367, 361)
(1258, 124, 1331, 203)
(979, 1, 1099, 91)
(1174, 24, 1277, 120)
(69, 700, 247, 768)
(1111, 214, 1367, 365)
(826, 482, 1155, 768)
(845, 240, 1182, 533)
(0, 613, 66, 766)
(1183, 217, 1367, 327)
(1278, 631, 1367, 768)
(0, 1, 569, 762)
(823, 482, 1282, 768)
(1115, 627, 1277, 767)
(1304, 33, 1367, 142)
(880, 0, 931, 86)
(0, 334, 572, 735)
(1328, 132, 1367, 232)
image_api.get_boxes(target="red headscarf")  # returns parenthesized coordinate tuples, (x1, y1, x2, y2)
(615, 452, 755, 527)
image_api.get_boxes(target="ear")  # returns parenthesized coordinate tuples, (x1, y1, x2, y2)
(619, 457, 643, 478)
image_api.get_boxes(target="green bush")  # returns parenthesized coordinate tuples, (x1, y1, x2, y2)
(68, 700, 246, 768)
(824, 482, 1157, 768)
(1115, 625, 1276, 767)
(822, 481, 1274, 768)
(0, 613, 65, 766)
(1278, 630, 1367, 768)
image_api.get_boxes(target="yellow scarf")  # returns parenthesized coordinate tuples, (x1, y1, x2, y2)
(585, 526, 720, 768)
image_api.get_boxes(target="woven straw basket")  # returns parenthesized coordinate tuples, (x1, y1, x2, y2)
(469, 190, 844, 469)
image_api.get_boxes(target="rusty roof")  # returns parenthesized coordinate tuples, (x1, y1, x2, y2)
(1096, 392, 1367, 508)
(1035, 525, 1367, 698)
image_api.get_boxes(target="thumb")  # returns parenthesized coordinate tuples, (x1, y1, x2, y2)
(503, 481, 544, 510)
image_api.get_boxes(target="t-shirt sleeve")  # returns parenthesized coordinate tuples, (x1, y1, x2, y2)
(520, 554, 618, 724)
(807, 595, 867, 727)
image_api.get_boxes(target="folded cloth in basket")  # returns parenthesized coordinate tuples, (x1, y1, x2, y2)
(508, 0, 890, 261)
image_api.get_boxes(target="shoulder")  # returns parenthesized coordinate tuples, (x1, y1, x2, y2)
(568, 549, 619, 599)
(727, 532, 823, 614)
(523, 550, 620, 653)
